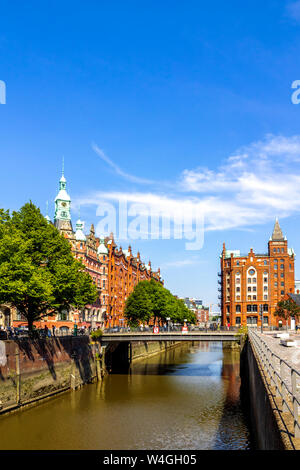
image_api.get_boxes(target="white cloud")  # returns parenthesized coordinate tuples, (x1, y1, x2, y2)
(160, 258, 202, 269)
(286, 1, 300, 22)
(79, 134, 300, 234)
(92, 143, 154, 185)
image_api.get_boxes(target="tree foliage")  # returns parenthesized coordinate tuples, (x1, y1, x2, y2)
(124, 279, 196, 326)
(0, 202, 98, 330)
(274, 298, 300, 330)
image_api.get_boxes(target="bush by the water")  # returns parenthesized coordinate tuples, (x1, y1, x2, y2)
(91, 329, 103, 339)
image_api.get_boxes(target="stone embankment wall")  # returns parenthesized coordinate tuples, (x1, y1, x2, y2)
(241, 338, 295, 450)
(0, 336, 100, 415)
(0, 337, 181, 414)
(131, 340, 180, 361)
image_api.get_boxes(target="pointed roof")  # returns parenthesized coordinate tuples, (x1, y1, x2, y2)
(75, 219, 86, 241)
(271, 218, 284, 241)
(55, 160, 70, 202)
(97, 237, 108, 255)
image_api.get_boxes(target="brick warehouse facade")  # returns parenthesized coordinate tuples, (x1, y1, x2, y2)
(219, 219, 295, 328)
(11, 168, 162, 333)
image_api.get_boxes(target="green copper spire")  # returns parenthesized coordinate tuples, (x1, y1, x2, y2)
(54, 159, 71, 223)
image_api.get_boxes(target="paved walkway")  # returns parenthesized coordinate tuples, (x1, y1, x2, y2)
(260, 330, 300, 370)
(251, 330, 300, 397)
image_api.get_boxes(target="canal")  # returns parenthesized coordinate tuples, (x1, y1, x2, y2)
(0, 341, 253, 450)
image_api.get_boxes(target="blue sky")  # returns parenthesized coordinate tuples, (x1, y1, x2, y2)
(1, 1, 300, 308)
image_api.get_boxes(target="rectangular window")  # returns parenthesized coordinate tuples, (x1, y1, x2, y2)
(235, 317, 241, 325)
(264, 286, 268, 291)
(264, 277, 268, 283)
(247, 305, 257, 312)
(248, 278, 251, 283)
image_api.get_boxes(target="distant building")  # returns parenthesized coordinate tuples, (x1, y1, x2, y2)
(181, 297, 209, 325)
(295, 280, 300, 294)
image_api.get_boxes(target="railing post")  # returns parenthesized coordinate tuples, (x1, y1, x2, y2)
(291, 369, 300, 438)
(280, 360, 289, 413)
(271, 352, 279, 396)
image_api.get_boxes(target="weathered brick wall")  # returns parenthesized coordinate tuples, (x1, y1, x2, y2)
(0, 336, 98, 413)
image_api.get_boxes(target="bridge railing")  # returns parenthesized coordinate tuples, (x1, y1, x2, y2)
(103, 326, 240, 334)
(248, 329, 300, 438)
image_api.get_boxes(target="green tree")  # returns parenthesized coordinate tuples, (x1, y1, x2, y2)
(0, 202, 98, 332)
(124, 281, 152, 327)
(124, 278, 197, 326)
(274, 298, 300, 330)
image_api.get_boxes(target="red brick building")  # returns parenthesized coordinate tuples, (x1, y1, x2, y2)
(219, 219, 295, 328)
(12, 169, 162, 333)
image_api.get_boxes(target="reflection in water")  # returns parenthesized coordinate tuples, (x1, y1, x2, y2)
(0, 341, 253, 450)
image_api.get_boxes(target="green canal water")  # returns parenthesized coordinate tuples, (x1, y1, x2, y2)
(0, 341, 253, 450)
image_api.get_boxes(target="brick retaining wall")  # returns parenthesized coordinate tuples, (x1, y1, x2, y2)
(0, 336, 99, 414)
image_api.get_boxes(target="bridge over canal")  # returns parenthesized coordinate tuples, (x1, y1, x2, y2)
(99, 331, 241, 373)
(101, 331, 239, 343)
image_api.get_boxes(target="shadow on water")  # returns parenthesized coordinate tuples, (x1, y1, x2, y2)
(109, 341, 255, 450)
(210, 348, 256, 450)
(0, 340, 255, 450)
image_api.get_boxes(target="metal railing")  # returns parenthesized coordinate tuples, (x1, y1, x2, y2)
(103, 325, 239, 334)
(248, 329, 300, 438)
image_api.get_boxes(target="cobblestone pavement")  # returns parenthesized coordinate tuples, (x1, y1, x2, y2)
(250, 329, 300, 398)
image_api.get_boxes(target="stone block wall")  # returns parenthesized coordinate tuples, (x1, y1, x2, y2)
(0, 336, 98, 414)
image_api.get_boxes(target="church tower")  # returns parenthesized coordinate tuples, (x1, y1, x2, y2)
(54, 160, 73, 235)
